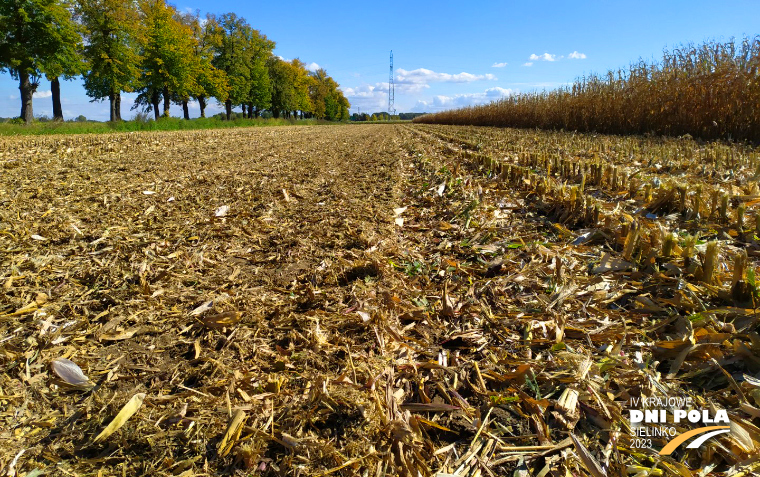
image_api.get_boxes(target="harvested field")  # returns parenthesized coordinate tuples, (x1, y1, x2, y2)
(1, 124, 760, 476)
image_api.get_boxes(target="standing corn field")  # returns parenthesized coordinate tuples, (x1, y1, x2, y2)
(415, 37, 760, 143)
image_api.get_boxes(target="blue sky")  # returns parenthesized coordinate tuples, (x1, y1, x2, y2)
(1, 0, 758, 120)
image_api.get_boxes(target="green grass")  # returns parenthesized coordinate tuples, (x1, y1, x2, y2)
(0, 116, 333, 136)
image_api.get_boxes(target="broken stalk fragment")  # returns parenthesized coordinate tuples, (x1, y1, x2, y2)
(731, 249, 753, 304)
(662, 233, 676, 258)
(701, 241, 718, 285)
(622, 221, 641, 262)
(719, 192, 729, 223)
(737, 204, 746, 236)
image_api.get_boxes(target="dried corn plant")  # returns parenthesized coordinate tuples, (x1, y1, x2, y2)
(414, 37, 760, 143)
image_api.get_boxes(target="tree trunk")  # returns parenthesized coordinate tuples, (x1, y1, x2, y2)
(162, 86, 170, 117)
(152, 90, 160, 120)
(198, 96, 206, 118)
(51, 77, 63, 121)
(182, 100, 190, 120)
(247, 103, 253, 119)
(253, 107, 260, 118)
(109, 91, 118, 122)
(225, 100, 232, 120)
(241, 104, 247, 117)
(19, 71, 36, 124)
(273, 109, 280, 119)
(115, 92, 121, 121)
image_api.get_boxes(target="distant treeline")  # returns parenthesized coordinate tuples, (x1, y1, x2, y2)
(415, 37, 760, 142)
(0, 0, 350, 123)
(351, 112, 426, 121)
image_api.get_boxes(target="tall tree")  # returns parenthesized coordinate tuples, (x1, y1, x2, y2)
(210, 14, 273, 119)
(247, 59, 271, 117)
(308, 68, 329, 119)
(135, 0, 197, 119)
(0, 0, 83, 123)
(182, 12, 228, 118)
(242, 26, 274, 118)
(308, 68, 350, 121)
(42, 1, 84, 120)
(289, 59, 312, 119)
(210, 13, 249, 120)
(78, 0, 140, 121)
(268, 57, 296, 118)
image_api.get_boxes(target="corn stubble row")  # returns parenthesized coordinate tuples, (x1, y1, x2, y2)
(406, 123, 760, 474)
(414, 37, 760, 142)
(412, 123, 760, 297)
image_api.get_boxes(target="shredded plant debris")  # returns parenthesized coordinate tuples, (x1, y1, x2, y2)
(1, 124, 760, 476)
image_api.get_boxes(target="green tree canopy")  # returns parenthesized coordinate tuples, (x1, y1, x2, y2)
(268, 57, 296, 118)
(182, 12, 228, 118)
(0, 0, 83, 123)
(308, 68, 350, 121)
(134, 0, 198, 119)
(78, 0, 140, 121)
(210, 13, 274, 119)
(2, 1, 349, 123)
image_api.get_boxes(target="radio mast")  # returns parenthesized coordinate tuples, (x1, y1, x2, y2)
(388, 50, 395, 116)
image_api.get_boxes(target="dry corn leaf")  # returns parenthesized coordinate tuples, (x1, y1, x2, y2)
(190, 300, 213, 316)
(202, 311, 241, 329)
(744, 374, 760, 388)
(592, 253, 633, 274)
(571, 434, 607, 477)
(400, 403, 459, 412)
(93, 393, 146, 443)
(217, 409, 246, 457)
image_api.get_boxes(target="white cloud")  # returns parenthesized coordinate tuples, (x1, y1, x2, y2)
(34, 90, 52, 98)
(529, 53, 556, 62)
(343, 79, 438, 113)
(396, 68, 497, 84)
(305, 62, 320, 72)
(522, 62, 533, 67)
(343, 84, 380, 99)
(8, 94, 18, 100)
(491, 62, 508, 68)
(412, 87, 514, 112)
(343, 83, 392, 112)
(345, 81, 428, 99)
(568, 51, 587, 59)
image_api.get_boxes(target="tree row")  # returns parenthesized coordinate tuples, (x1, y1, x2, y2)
(0, 0, 350, 123)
